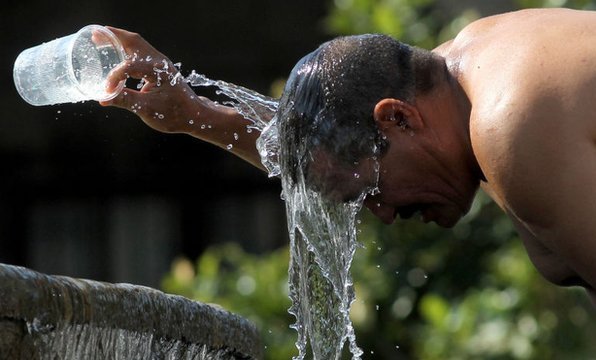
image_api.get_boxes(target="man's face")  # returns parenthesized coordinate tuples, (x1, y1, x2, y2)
(305, 148, 379, 203)
(362, 140, 475, 228)
(362, 160, 466, 228)
(308, 142, 475, 228)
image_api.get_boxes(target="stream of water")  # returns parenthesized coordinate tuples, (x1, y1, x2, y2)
(184, 72, 367, 359)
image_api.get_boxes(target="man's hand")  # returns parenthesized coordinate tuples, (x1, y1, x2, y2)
(98, 26, 266, 170)
(99, 26, 198, 135)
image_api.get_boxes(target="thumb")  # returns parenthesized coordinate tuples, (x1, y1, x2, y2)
(99, 88, 142, 111)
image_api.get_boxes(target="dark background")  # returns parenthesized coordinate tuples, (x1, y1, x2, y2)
(0, 0, 330, 287)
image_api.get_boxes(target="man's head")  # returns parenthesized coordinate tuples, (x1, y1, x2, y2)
(276, 34, 478, 227)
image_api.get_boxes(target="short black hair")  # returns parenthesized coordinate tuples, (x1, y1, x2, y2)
(277, 34, 442, 184)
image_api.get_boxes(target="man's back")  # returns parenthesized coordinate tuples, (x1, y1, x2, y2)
(439, 8, 596, 293)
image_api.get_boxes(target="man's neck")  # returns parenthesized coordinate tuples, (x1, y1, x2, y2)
(418, 71, 483, 182)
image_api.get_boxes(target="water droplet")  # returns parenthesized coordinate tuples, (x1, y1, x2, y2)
(145, 55, 152, 61)
(200, 124, 206, 129)
(246, 128, 253, 133)
(56, 110, 61, 114)
(375, 305, 379, 311)
(188, 119, 194, 125)
(233, 133, 239, 141)
(226, 144, 233, 150)
(353, 173, 360, 179)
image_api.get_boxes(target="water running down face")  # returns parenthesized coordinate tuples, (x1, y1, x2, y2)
(274, 34, 474, 229)
(306, 146, 469, 228)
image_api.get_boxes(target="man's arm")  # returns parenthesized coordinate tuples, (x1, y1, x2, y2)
(501, 118, 596, 290)
(100, 27, 267, 170)
(539, 144, 596, 290)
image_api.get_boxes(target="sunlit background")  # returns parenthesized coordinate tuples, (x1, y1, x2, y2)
(2, 0, 595, 359)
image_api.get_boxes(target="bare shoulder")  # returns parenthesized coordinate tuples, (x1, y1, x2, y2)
(455, 8, 592, 40)
(471, 80, 596, 288)
(462, 8, 596, 182)
(455, 9, 596, 289)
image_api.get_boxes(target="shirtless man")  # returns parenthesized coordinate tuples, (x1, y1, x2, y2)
(101, 8, 596, 300)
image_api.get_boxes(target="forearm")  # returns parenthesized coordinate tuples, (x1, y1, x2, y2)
(184, 96, 265, 170)
(99, 26, 268, 171)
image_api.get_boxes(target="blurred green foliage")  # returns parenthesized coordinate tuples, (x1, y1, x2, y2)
(162, 245, 296, 359)
(163, 1, 596, 359)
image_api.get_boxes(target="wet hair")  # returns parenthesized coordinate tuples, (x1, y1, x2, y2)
(277, 34, 443, 184)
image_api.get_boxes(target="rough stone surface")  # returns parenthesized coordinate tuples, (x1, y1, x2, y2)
(0, 263, 262, 359)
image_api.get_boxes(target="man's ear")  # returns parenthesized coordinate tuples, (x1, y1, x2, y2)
(373, 98, 423, 131)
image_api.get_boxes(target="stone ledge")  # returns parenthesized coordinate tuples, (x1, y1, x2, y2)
(0, 263, 262, 359)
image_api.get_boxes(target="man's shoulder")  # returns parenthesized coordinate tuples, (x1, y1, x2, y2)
(448, 8, 596, 83)
(471, 87, 596, 226)
(454, 8, 584, 40)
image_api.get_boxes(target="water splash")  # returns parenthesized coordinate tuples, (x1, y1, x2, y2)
(183, 70, 367, 359)
(185, 70, 282, 178)
(283, 182, 364, 360)
(186, 71, 277, 132)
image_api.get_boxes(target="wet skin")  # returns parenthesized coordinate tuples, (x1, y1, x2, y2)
(437, 9, 596, 298)
(313, 9, 596, 300)
(101, 9, 596, 302)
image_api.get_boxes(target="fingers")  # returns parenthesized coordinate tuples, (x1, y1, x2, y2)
(104, 59, 156, 92)
(90, 29, 111, 47)
(105, 62, 129, 93)
(99, 87, 142, 110)
(103, 26, 177, 91)
(99, 87, 178, 133)
(105, 26, 165, 63)
(105, 26, 146, 50)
